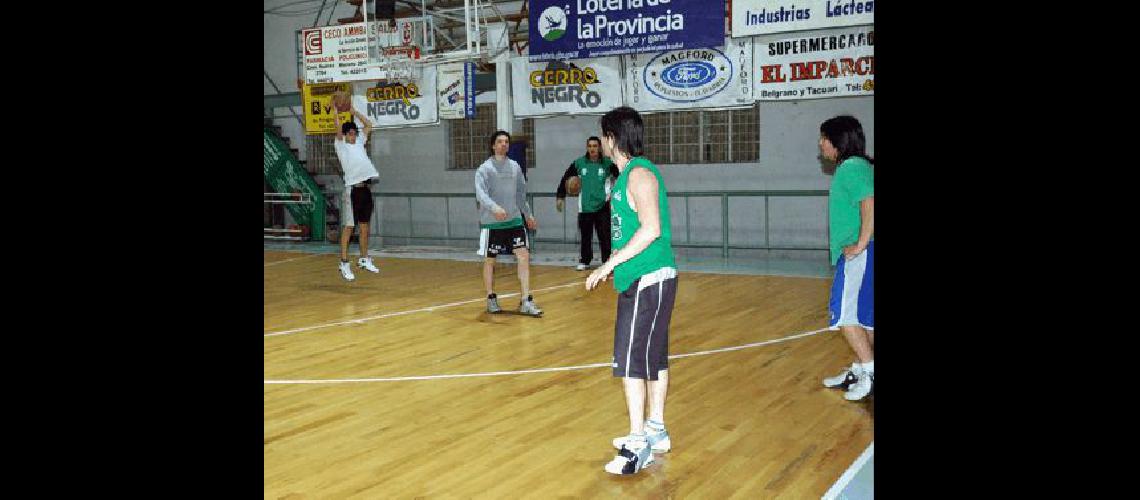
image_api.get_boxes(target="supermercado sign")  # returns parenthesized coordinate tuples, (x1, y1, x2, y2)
(528, 0, 725, 62)
(753, 26, 873, 100)
(731, 0, 874, 37)
(624, 38, 753, 111)
(301, 21, 419, 84)
(350, 65, 438, 128)
(512, 57, 623, 117)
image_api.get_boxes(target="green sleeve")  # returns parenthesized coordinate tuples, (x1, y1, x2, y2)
(839, 163, 874, 203)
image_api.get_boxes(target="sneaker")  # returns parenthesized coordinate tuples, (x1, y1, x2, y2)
(823, 363, 863, 390)
(575, 263, 588, 271)
(338, 261, 355, 281)
(613, 426, 671, 453)
(844, 371, 873, 401)
(357, 256, 379, 273)
(519, 297, 543, 316)
(486, 295, 502, 313)
(604, 437, 654, 475)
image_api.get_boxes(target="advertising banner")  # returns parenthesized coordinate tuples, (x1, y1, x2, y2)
(624, 38, 753, 112)
(302, 82, 354, 134)
(528, 0, 725, 62)
(351, 64, 439, 128)
(731, 0, 874, 37)
(301, 20, 420, 84)
(512, 56, 624, 117)
(437, 62, 475, 119)
(753, 26, 873, 100)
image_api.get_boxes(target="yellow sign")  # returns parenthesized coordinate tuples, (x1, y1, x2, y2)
(303, 83, 354, 134)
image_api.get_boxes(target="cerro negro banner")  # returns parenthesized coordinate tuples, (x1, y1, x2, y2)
(528, 0, 725, 62)
(754, 26, 873, 100)
(512, 56, 624, 117)
(350, 64, 439, 128)
(731, 0, 875, 37)
(624, 38, 753, 112)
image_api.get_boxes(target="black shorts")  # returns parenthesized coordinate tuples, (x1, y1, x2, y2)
(342, 183, 374, 226)
(612, 270, 678, 380)
(480, 226, 529, 257)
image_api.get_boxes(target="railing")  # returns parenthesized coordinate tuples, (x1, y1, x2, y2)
(325, 190, 830, 258)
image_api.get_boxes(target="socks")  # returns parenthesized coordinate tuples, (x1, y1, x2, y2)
(488, 293, 497, 299)
(646, 419, 665, 432)
(860, 360, 874, 375)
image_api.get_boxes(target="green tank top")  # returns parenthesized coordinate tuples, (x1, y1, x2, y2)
(573, 156, 613, 213)
(610, 157, 675, 292)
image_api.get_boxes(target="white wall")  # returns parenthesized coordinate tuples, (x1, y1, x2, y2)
(363, 96, 872, 258)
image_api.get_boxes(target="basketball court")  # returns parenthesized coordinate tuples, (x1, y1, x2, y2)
(264, 250, 873, 497)
(265, 0, 874, 496)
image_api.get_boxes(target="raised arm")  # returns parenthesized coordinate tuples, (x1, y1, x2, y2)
(347, 94, 371, 140)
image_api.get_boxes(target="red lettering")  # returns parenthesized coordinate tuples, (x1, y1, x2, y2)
(760, 64, 786, 83)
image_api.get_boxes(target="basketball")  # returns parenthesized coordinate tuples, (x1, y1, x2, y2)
(332, 91, 352, 113)
(566, 176, 581, 196)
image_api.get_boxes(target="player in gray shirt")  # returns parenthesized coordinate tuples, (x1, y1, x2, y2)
(474, 130, 542, 316)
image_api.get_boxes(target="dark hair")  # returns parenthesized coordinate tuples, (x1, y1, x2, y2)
(600, 106, 644, 158)
(820, 115, 873, 164)
(341, 121, 358, 135)
(586, 136, 601, 145)
(489, 130, 510, 154)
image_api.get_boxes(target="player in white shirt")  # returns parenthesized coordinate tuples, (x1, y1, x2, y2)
(333, 99, 381, 281)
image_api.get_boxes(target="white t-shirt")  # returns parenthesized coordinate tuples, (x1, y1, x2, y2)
(334, 132, 379, 186)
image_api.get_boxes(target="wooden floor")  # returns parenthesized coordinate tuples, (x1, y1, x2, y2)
(264, 251, 873, 499)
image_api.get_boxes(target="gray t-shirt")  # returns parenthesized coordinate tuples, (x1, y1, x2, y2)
(474, 156, 532, 228)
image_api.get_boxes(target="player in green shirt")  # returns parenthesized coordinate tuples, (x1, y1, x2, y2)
(817, 115, 875, 401)
(555, 136, 619, 271)
(586, 107, 677, 475)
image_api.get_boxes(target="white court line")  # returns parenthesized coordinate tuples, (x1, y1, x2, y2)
(263, 327, 831, 384)
(822, 441, 874, 500)
(264, 253, 323, 267)
(264, 281, 585, 338)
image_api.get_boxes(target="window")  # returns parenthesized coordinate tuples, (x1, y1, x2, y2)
(305, 132, 373, 176)
(448, 103, 535, 170)
(642, 105, 760, 164)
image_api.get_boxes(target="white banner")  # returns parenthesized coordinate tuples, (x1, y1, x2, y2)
(731, 0, 875, 37)
(753, 26, 874, 100)
(301, 21, 420, 84)
(437, 62, 467, 120)
(623, 38, 754, 112)
(511, 56, 624, 118)
(350, 65, 438, 128)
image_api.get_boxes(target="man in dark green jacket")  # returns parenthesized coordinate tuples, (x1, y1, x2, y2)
(556, 136, 620, 271)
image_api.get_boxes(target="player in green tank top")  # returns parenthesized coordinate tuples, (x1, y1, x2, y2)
(587, 107, 678, 476)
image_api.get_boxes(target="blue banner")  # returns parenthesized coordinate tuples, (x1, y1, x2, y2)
(464, 61, 476, 119)
(528, 0, 725, 62)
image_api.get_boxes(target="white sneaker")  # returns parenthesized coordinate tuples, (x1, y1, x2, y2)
(604, 436, 654, 475)
(357, 256, 380, 273)
(575, 263, 588, 271)
(823, 363, 863, 389)
(844, 371, 873, 401)
(613, 426, 671, 453)
(338, 261, 355, 281)
(519, 297, 543, 316)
